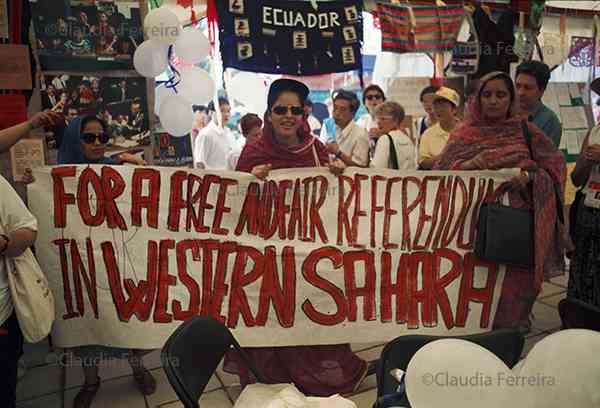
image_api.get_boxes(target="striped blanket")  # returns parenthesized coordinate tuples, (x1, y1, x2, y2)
(377, 2, 465, 54)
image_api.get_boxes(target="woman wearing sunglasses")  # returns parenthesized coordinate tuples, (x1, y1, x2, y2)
(58, 114, 145, 166)
(357, 84, 386, 140)
(57, 115, 152, 408)
(229, 79, 367, 396)
(236, 79, 345, 179)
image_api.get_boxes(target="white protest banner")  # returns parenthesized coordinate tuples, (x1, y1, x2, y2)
(29, 166, 513, 349)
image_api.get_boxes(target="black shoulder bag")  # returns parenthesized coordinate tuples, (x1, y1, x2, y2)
(386, 134, 400, 170)
(474, 122, 564, 267)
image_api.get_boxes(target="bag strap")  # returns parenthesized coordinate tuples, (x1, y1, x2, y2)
(311, 144, 321, 167)
(386, 134, 400, 170)
(521, 121, 565, 225)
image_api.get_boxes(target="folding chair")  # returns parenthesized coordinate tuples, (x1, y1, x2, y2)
(559, 297, 600, 331)
(162, 316, 268, 408)
(372, 328, 524, 408)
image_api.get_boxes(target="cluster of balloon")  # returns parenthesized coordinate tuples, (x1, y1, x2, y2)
(134, 6, 213, 137)
(404, 330, 600, 408)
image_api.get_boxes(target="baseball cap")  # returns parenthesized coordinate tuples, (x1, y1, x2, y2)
(267, 79, 310, 111)
(433, 87, 460, 107)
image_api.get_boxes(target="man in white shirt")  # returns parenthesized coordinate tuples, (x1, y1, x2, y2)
(193, 97, 233, 170)
(320, 90, 369, 167)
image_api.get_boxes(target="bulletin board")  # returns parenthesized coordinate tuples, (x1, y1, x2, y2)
(542, 82, 594, 204)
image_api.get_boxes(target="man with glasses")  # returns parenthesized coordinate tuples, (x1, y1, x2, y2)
(319, 90, 369, 167)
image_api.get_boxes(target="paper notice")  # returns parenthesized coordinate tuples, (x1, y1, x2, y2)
(10, 139, 45, 182)
(560, 106, 589, 129)
(559, 129, 567, 150)
(0, 0, 7, 38)
(386, 78, 430, 117)
(565, 130, 581, 155)
(577, 129, 589, 149)
(0, 44, 32, 89)
(556, 83, 572, 106)
(542, 85, 561, 116)
(568, 83, 583, 99)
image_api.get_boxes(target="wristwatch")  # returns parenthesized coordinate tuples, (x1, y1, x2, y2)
(334, 150, 343, 160)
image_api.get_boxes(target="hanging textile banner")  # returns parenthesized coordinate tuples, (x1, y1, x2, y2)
(29, 166, 512, 348)
(376, 2, 465, 54)
(215, 0, 364, 76)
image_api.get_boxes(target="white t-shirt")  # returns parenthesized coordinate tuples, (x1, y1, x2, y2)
(0, 175, 38, 326)
(370, 130, 416, 170)
(335, 121, 370, 167)
(193, 121, 234, 170)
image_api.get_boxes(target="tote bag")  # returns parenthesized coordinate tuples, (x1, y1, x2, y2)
(2, 218, 55, 343)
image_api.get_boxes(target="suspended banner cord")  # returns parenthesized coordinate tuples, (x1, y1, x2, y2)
(155, 45, 181, 93)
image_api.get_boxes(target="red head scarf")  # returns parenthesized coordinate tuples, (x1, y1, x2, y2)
(435, 71, 566, 292)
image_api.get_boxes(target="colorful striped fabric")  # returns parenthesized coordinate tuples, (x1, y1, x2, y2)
(377, 2, 465, 54)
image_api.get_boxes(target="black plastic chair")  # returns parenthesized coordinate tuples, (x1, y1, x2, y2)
(559, 297, 600, 331)
(373, 328, 524, 408)
(162, 316, 268, 408)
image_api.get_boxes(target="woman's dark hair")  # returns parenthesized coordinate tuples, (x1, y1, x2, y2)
(80, 115, 107, 136)
(240, 113, 263, 136)
(420, 85, 440, 101)
(362, 84, 386, 104)
(192, 105, 208, 113)
(207, 97, 230, 112)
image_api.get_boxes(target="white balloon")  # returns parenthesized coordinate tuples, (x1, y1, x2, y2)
(154, 84, 176, 116)
(227, 72, 268, 115)
(134, 40, 169, 78)
(519, 329, 600, 408)
(174, 28, 210, 64)
(144, 7, 181, 45)
(177, 67, 215, 105)
(405, 339, 513, 408)
(159, 95, 194, 137)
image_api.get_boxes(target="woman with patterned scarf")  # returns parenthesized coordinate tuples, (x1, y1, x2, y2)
(434, 71, 566, 330)
(226, 79, 369, 397)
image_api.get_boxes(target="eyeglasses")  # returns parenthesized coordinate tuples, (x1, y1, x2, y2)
(81, 132, 110, 144)
(365, 94, 383, 101)
(272, 105, 304, 116)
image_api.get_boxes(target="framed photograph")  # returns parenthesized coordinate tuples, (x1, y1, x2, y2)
(41, 74, 150, 156)
(30, 0, 143, 71)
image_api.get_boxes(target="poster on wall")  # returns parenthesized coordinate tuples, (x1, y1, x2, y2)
(0, 44, 33, 90)
(216, 0, 364, 76)
(40, 74, 150, 153)
(151, 129, 193, 167)
(30, 0, 143, 71)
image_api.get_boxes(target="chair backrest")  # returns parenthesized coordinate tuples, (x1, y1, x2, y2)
(559, 298, 600, 331)
(161, 316, 267, 408)
(375, 328, 524, 399)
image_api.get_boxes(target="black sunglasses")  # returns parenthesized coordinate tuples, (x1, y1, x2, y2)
(365, 94, 383, 101)
(81, 132, 110, 144)
(272, 105, 304, 116)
